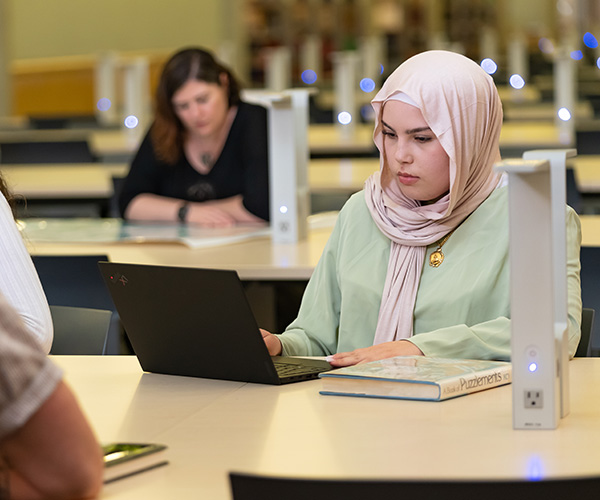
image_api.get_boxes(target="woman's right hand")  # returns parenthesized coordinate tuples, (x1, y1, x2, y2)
(260, 329, 282, 356)
(187, 203, 237, 227)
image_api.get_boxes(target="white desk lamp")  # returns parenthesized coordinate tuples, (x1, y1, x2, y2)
(494, 148, 575, 429)
(122, 57, 150, 146)
(553, 48, 577, 145)
(331, 51, 360, 140)
(94, 52, 119, 127)
(243, 89, 312, 243)
(264, 47, 292, 92)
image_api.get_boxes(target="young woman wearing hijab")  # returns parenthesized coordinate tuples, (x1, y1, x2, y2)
(0, 175, 53, 353)
(118, 47, 269, 227)
(261, 50, 582, 367)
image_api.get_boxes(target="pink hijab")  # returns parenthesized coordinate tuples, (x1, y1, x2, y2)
(365, 50, 503, 344)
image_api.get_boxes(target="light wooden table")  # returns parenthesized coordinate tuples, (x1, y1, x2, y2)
(570, 156, 600, 193)
(52, 356, 600, 500)
(0, 128, 91, 142)
(6, 155, 599, 202)
(308, 121, 574, 158)
(499, 121, 573, 153)
(0, 127, 139, 163)
(309, 156, 600, 198)
(309, 158, 377, 194)
(22, 218, 333, 281)
(88, 129, 141, 161)
(2, 163, 128, 199)
(503, 101, 594, 122)
(2, 159, 379, 202)
(308, 123, 376, 157)
(497, 85, 542, 105)
(0, 114, 574, 163)
(580, 215, 600, 246)
(90, 125, 378, 160)
(0, 115, 30, 131)
(21, 211, 600, 284)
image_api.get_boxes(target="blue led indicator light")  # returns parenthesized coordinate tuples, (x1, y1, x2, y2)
(359, 78, 376, 93)
(124, 115, 139, 129)
(97, 98, 112, 111)
(584, 32, 599, 49)
(509, 74, 525, 89)
(570, 50, 583, 61)
(337, 111, 352, 125)
(301, 69, 318, 85)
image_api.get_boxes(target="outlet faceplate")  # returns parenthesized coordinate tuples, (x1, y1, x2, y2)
(525, 390, 544, 409)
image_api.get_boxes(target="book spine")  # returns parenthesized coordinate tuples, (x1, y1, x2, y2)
(439, 366, 512, 400)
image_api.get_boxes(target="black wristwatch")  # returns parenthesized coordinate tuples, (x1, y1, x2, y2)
(177, 202, 190, 223)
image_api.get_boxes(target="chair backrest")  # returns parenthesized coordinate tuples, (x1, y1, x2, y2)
(49, 305, 112, 355)
(575, 128, 600, 155)
(28, 115, 99, 130)
(565, 166, 583, 214)
(32, 254, 115, 310)
(109, 175, 127, 218)
(229, 473, 600, 500)
(576, 308, 595, 357)
(32, 255, 127, 355)
(580, 247, 600, 356)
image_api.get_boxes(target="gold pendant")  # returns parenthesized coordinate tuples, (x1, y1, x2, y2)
(429, 249, 444, 268)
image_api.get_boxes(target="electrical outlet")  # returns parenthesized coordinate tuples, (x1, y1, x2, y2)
(524, 390, 544, 409)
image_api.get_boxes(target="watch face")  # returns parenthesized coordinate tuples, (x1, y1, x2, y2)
(178, 203, 190, 222)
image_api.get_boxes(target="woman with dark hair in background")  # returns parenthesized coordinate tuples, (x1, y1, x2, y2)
(119, 47, 269, 227)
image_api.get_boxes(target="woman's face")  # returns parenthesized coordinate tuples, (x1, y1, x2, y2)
(171, 77, 229, 138)
(381, 100, 450, 203)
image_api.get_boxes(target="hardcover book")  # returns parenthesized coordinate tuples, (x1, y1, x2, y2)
(103, 442, 168, 484)
(319, 356, 511, 401)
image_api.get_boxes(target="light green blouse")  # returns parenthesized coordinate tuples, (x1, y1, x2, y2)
(278, 185, 582, 360)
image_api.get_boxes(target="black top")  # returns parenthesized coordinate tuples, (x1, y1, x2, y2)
(118, 101, 270, 221)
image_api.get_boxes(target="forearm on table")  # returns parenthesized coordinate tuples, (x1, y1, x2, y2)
(410, 317, 512, 361)
(200, 195, 265, 223)
(125, 194, 264, 224)
(124, 193, 182, 222)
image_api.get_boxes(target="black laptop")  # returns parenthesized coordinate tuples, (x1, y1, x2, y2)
(98, 262, 331, 384)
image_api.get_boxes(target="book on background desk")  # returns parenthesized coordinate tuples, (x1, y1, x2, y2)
(103, 442, 168, 484)
(319, 356, 511, 402)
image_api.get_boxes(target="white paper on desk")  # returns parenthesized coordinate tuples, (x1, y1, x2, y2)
(178, 213, 339, 246)
(179, 226, 271, 248)
(179, 213, 339, 246)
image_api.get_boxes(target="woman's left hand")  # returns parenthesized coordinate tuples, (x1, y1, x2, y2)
(327, 340, 423, 367)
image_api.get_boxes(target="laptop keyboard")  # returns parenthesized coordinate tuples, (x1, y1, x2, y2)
(274, 362, 327, 378)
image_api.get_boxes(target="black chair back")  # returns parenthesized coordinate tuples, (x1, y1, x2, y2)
(566, 167, 583, 214)
(230, 472, 600, 500)
(576, 308, 595, 357)
(580, 247, 600, 356)
(0, 140, 95, 163)
(32, 255, 129, 354)
(49, 305, 111, 355)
